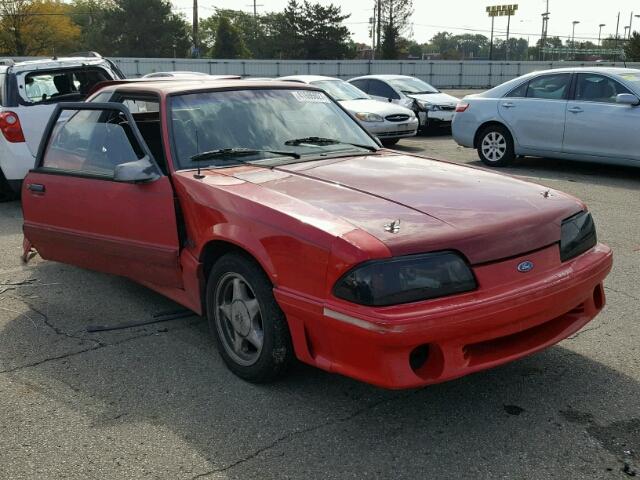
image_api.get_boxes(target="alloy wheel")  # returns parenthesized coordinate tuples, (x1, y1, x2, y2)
(214, 272, 264, 367)
(481, 131, 507, 163)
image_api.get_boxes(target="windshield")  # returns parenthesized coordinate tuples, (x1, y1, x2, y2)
(387, 77, 439, 94)
(170, 89, 378, 170)
(311, 80, 369, 101)
(617, 72, 640, 88)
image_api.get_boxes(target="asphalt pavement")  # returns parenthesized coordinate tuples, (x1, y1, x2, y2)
(0, 98, 639, 479)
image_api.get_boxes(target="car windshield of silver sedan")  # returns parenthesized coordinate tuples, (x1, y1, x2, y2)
(310, 80, 369, 101)
(388, 77, 439, 95)
(171, 89, 379, 169)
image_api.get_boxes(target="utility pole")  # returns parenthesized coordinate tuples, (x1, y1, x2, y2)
(614, 12, 620, 62)
(599, 24, 606, 46)
(246, 1, 264, 41)
(629, 11, 634, 39)
(370, 5, 377, 60)
(489, 15, 495, 60)
(376, 0, 382, 58)
(505, 9, 512, 60)
(540, 0, 549, 60)
(193, 0, 199, 58)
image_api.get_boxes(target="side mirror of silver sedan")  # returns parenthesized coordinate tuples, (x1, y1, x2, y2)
(616, 93, 640, 106)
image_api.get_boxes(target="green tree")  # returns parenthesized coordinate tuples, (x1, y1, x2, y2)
(89, 0, 191, 57)
(200, 9, 262, 58)
(624, 32, 640, 61)
(212, 16, 249, 58)
(429, 31, 459, 59)
(0, 0, 81, 56)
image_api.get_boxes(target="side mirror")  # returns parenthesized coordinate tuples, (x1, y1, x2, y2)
(113, 157, 161, 183)
(616, 93, 640, 106)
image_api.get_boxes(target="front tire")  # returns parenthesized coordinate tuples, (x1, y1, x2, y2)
(477, 125, 515, 167)
(206, 252, 293, 383)
(381, 138, 399, 147)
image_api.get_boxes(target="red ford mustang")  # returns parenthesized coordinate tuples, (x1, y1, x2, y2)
(21, 80, 613, 389)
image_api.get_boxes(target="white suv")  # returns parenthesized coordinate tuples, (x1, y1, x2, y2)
(0, 53, 124, 200)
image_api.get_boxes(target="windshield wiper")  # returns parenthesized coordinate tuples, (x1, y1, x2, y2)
(191, 147, 300, 162)
(284, 137, 378, 152)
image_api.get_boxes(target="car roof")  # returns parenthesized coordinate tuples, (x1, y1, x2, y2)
(7, 56, 112, 73)
(278, 75, 340, 83)
(351, 74, 414, 81)
(520, 66, 640, 76)
(96, 79, 321, 96)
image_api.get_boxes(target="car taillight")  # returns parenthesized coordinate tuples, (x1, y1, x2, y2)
(0, 112, 25, 143)
(455, 102, 470, 113)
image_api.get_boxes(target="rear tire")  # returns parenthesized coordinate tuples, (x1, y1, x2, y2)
(381, 138, 399, 147)
(476, 125, 515, 167)
(0, 173, 19, 202)
(206, 252, 293, 383)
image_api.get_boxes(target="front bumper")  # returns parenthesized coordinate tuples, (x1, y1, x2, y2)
(418, 110, 455, 127)
(365, 117, 419, 140)
(275, 243, 613, 389)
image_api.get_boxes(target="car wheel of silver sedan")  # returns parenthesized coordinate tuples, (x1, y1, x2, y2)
(477, 125, 515, 167)
(206, 252, 293, 383)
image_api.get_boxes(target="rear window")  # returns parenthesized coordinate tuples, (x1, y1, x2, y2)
(20, 67, 112, 105)
(525, 74, 571, 100)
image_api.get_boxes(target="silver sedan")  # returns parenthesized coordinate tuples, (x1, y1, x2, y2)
(452, 67, 640, 167)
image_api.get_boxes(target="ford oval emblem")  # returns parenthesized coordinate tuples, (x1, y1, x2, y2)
(517, 261, 534, 273)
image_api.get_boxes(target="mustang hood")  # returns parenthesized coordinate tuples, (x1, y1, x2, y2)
(231, 154, 584, 264)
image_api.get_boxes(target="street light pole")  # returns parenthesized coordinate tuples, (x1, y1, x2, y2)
(571, 20, 580, 61)
(489, 14, 495, 60)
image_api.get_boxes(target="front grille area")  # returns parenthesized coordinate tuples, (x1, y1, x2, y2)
(385, 114, 411, 122)
(377, 130, 415, 138)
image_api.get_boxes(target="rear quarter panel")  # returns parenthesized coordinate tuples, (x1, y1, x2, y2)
(452, 97, 502, 148)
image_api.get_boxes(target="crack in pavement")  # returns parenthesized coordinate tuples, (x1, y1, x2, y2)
(190, 390, 420, 479)
(604, 286, 640, 302)
(0, 322, 200, 375)
(567, 321, 607, 340)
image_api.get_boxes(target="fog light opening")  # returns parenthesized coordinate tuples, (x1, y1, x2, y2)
(409, 344, 430, 371)
(593, 284, 605, 310)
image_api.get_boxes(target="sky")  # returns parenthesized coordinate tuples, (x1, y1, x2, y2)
(172, 0, 639, 45)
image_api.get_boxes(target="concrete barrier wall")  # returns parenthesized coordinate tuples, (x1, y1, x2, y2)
(10, 56, 640, 88)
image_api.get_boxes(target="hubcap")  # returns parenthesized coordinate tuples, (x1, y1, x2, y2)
(214, 273, 264, 366)
(481, 131, 507, 162)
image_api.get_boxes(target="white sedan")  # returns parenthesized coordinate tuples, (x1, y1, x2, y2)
(348, 75, 460, 130)
(278, 75, 418, 147)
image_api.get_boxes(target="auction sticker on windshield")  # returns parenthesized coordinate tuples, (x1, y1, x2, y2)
(291, 91, 330, 103)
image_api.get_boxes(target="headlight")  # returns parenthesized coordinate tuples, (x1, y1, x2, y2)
(417, 100, 438, 111)
(333, 252, 477, 307)
(355, 112, 384, 122)
(560, 211, 597, 261)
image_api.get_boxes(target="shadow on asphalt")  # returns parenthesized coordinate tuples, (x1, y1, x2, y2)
(1, 257, 638, 477)
(472, 157, 640, 189)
